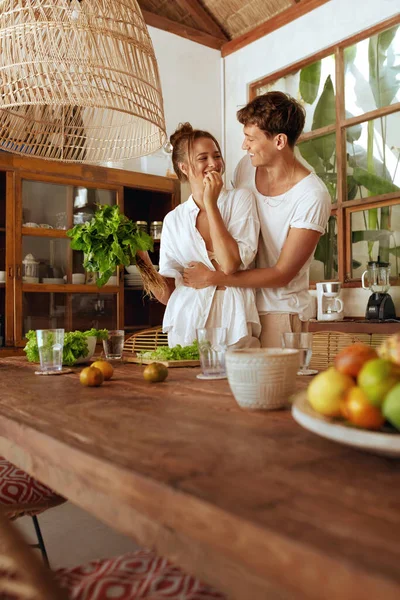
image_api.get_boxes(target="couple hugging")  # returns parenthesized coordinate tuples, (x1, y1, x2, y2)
(137, 91, 331, 349)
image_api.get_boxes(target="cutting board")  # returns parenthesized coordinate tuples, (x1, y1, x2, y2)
(124, 355, 200, 368)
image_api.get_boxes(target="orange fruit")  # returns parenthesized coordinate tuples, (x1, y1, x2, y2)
(91, 360, 114, 380)
(143, 362, 168, 383)
(334, 343, 377, 379)
(341, 387, 384, 430)
(80, 366, 104, 387)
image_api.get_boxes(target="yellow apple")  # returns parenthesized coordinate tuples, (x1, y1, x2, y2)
(307, 367, 354, 417)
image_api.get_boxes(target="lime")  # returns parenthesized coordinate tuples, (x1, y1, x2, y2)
(382, 383, 400, 431)
(143, 362, 168, 383)
(357, 358, 399, 407)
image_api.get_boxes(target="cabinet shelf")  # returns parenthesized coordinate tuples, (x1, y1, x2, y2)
(22, 227, 68, 238)
(22, 283, 120, 293)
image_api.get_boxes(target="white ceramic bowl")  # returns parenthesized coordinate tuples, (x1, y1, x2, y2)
(72, 273, 86, 284)
(226, 348, 299, 410)
(73, 336, 97, 364)
(105, 275, 118, 286)
(42, 278, 64, 284)
(125, 265, 139, 274)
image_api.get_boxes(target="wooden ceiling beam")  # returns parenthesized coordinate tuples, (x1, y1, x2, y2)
(142, 9, 224, 51)
(174, 0, 228, 41)
(222, 0, 332, 57)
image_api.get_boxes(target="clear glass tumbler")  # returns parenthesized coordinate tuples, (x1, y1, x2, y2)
(196, 327, 227, 380)
(103, 330, 125, 360)
(281, 332, 317, 376)
(36, 329, 65, 373)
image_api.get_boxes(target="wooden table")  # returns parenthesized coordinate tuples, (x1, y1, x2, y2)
(0, 357, 399, 600)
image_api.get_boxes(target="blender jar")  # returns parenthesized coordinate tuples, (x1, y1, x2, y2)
(361, 260, 391, 293)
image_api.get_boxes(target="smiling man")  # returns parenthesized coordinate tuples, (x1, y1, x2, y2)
(183, 92, 331, 347)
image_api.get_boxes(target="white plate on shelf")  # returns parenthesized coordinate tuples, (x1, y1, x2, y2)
(292, 392, 400, 458)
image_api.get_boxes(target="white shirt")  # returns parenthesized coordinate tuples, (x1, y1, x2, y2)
(234, 155, 331, 320)
(159, 188, 261, 346)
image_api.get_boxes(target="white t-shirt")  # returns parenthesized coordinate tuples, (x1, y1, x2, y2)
(159, 188, 261, 347)
(233, 155, 331, 320)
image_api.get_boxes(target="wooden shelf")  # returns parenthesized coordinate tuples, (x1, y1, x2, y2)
(22, 227, 68, 238)
(22, 283, 120, 293)
(309, 319, 400, 334)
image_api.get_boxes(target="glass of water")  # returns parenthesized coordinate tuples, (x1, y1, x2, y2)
(196, 327, 227, 380)
(36, 329, 64, 373)
(281, 332, 317, 376)
(103, 330, 125, 360)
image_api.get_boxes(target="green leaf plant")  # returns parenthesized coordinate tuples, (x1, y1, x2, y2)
(67, 204, 154, 287)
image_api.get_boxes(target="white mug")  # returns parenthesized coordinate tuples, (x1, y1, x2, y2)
(72, 273, 86, 284)
(0, 271, 6, 283)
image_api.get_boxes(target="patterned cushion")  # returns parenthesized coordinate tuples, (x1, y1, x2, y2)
(0, 457, 65, 518)
(56, 550, 225, 600)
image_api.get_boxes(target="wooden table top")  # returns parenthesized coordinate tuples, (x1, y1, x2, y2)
(0, 357, 399, 600)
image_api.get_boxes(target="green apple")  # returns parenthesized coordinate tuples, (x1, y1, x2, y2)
(382, 384, 400, 431)
(358, 359, 400, 407)
(307, 367, 354, 417)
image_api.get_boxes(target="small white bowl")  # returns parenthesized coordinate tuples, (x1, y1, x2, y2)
(72, 273, 86, 284)
(105, 275, 118, 286)
(73, 336, 97, 364)
(42, 278, 64, 285)
(125, 265, 139, 274)
(226, 348, 299, 410)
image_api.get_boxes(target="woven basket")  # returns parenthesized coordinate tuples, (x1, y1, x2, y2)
(309, 331, 371, 371)
(123, 327, 168, 355)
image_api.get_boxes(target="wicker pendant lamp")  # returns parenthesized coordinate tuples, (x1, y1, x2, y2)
(0, 0, 166, 163)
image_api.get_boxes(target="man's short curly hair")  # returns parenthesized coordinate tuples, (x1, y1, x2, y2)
(237, 91, 305, 147)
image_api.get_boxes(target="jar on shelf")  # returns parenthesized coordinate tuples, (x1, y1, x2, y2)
(22, 253, 39, 283)
(150, 221, 163, 240)
(135, 221, 148, 234)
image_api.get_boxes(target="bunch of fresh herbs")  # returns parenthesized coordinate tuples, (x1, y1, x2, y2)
(67, 204, 153, 286)
(137, 340, 199, 361)
(24, 329, 108, 366)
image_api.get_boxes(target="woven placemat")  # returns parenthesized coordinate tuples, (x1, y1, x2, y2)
(34, 368, 73, 376)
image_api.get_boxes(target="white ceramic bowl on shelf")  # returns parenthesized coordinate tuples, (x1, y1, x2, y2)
(72, 273, 86, 284)
(125, 265, 139, 274)
(226, 348, 299, 410)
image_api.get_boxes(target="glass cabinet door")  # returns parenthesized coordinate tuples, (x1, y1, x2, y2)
(15, 176, 121, 345)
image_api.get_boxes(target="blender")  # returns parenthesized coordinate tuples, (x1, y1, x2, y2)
(361, 258, 396, 321)
(316, 282, 344, 321)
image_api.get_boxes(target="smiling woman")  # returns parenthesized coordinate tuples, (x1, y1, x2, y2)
(136, 123, 261, 349)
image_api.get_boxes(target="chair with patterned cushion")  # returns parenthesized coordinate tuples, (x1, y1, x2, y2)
(0, 456, 65, 566)
(0, 509, 225, 600)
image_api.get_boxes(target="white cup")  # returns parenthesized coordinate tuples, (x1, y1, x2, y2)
(105, 275, 118, 286)
(72, 273, 86, 284)
(0, 271, 5, 283)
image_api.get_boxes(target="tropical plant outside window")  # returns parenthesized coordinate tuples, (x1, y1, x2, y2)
(251, 17, 400, 286)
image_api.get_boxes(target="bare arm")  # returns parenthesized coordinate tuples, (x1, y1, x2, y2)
(136, 251, 175, 305)
(204, 172, 241, 274)
(183, 228, 321, 289)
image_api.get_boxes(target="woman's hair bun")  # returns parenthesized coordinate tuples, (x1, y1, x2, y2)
(169, 122, 194, 147)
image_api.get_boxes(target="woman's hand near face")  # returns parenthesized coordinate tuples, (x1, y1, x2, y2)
(203, 171, 223, 208)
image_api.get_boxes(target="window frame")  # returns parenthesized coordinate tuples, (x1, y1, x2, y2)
(249, 14, 400, 288)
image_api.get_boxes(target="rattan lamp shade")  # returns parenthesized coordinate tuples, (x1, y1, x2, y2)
(0, 0, 166, 163)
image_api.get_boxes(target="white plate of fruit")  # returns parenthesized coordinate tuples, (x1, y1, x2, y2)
(292, 334, 400, 458)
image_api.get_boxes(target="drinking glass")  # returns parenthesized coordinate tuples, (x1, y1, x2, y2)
(36, 329, 64, 373)
(103, 330, 125, 360)
(281, 332, 317, 376)
(196, 327, 227, 380)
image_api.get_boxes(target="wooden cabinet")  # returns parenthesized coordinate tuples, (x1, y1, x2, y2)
(0, 153, 180, 350)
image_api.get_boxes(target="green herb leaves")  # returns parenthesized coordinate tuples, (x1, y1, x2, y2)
(24, 329, 108, 366)
(67, 205, 153, 287)
(137, 341, 199, 361)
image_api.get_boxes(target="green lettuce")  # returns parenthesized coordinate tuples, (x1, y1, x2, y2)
(24, 329, 108, 366)
(137, 340, 199, 361)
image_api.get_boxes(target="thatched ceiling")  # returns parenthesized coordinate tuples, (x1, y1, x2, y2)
(138, 0, 330, 54)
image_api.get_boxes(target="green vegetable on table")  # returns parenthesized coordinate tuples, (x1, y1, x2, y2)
(67, 204, 154, 287)
(137, 340, 199, 361)
(24, 329, 108, 367)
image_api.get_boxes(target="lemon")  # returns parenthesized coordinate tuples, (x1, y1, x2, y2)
(307, 367, 354, 417)
(80, 366, 104, 387)
(91, 360, 114, 380)
(143, 362, 168, 383)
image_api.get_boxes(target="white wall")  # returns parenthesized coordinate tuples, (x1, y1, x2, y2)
(223, 0, 400, 316)
(118, 26, 221, 191)
(223, 0, 400, 184)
